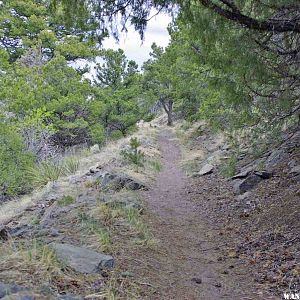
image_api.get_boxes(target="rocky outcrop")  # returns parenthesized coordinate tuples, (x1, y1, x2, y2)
(85, 169, 147, 191)
(49, 243, 115, 274)
(232, 170, 272, 195)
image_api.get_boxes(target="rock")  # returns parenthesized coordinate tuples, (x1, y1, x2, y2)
(289, 165, 300, 175)
(105, 198, 143, 211)
(236, 191, 252, 202)
(49, 228, 60, 237)
(232, 167, 253, 180)
(40, 182, 60, 202)
(233, 174, 263, 195)
(191, 278, 202, 284)
(253, 170, 272, 179)
(0, 282, 27, 298)
(90, 144, 100, 154)
(101, 173, 117, 187)
(101, 173, 146, 191)
(125, 179, 145, 191)
(8, 224, 33, 238)
(199, 164, 214, 176)
(288, 159, 297, 168)
(50, 243, 115, 274)
(265, 149, 289, 170)
(0, 226, 9, 241)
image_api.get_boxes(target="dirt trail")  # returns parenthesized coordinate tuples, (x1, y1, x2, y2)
(141, 129, 261, 300)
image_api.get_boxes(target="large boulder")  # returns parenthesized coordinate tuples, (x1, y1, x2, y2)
(233, 174, 263, 195)
(49, 243, 115, 274)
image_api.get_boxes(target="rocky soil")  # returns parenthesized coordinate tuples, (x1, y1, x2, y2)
(0, 121, 299, 299)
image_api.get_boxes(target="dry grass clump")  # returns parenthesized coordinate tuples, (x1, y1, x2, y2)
(0, 240, 62, 287)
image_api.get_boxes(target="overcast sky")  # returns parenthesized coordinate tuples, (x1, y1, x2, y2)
(77, 13, 171, 80)
(101, 13, 171, 66)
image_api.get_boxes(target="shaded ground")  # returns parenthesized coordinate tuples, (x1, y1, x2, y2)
(133, 129, 272, 299)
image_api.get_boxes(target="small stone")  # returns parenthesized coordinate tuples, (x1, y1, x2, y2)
(214, 282, 222, 288)
(49, 228, 60, 237)
(191, 278, 202, 284)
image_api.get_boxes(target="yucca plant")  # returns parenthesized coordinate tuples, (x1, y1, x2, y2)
(62, 156, 80, 175)
(27, 161, 64, 187)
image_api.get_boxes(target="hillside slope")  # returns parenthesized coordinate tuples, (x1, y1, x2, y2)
(0, 120, 299, 299)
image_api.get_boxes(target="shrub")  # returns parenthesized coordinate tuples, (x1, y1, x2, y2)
(89, 124, 105, 145)
(121, 137, 145, 168)
(27, 161, 64, 187)
(0, 124, 34, 197)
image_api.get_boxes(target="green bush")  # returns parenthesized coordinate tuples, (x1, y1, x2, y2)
(89, 124, 105, 145)
(121, 137, 145, 168)
(0, 124, 34, 197)
(110, 130, 124, 140)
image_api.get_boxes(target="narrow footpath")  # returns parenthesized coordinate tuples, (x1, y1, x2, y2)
(139, 129, 266, 300)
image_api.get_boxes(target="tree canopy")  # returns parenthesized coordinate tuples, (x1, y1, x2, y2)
(0, 0, 299, 198)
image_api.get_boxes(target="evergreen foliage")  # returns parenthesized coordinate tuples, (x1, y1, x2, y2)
(0, 0, 299, 198)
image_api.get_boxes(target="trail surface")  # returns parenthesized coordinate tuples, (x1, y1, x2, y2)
(141, 129, 262, 300)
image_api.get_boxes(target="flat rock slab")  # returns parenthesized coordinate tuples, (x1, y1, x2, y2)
(0, 282, 27, 298)
(199, 164, 214, 176)
(232, 167, 253, 180)
(49, 243, 115, 274)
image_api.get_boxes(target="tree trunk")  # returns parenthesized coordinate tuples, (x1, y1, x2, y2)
(167, 99, 173, 126)
(160, 97, 174, 126)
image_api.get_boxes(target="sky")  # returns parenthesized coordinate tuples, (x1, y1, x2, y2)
(101, 13, 172, 66)
(76, 13, 171, 81)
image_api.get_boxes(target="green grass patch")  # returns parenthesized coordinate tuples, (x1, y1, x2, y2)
(57, 195, 75, 206)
